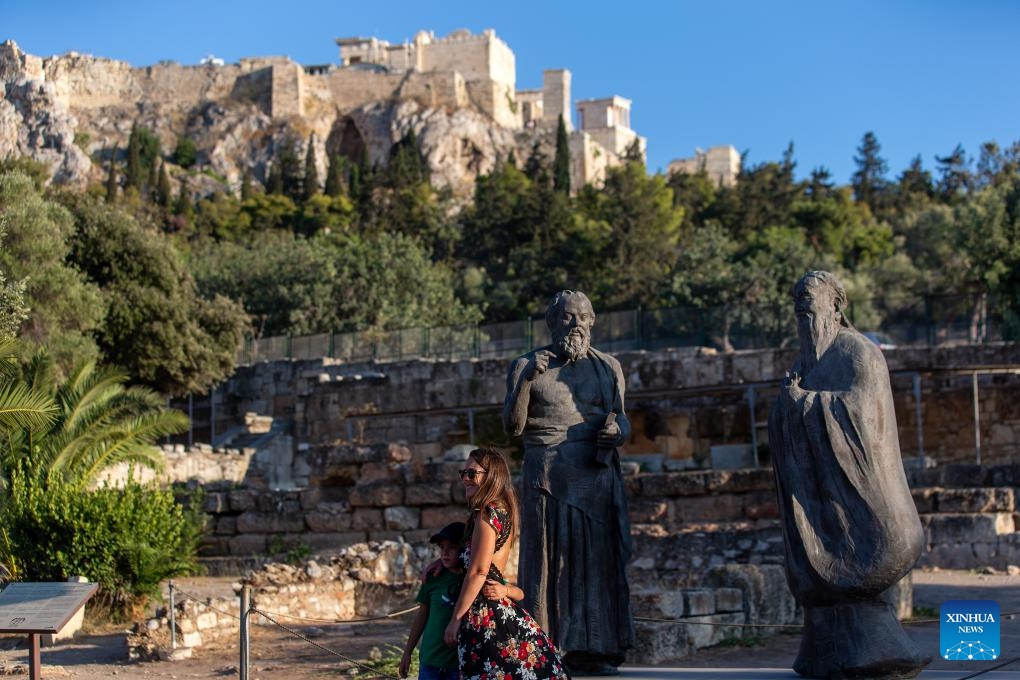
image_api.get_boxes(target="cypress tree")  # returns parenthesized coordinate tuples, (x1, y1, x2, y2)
(174, 178, 193, 222)
(553, 114, 570, 194)
(303, 137, 320, 200)
(126, 124, 143, 190)
(266, 161, 284, 195)
(240, 167, 254, 200)
(156, 160, 172, 207)
(105, 152, 118, 203)
(324, 154, 345, 197)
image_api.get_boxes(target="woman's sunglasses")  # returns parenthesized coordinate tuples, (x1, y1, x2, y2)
(458, 468, 487, 481)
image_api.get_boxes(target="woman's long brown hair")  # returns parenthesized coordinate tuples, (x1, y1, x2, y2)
(467, 446, 519, 550)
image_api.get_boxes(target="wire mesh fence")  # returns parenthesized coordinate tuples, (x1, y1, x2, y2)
(237, 293, 1017, 366)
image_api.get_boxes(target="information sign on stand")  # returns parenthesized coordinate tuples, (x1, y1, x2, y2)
(0, 582, 99, 680)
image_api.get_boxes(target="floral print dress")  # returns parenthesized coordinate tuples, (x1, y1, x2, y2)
(458, 504, 570, 680)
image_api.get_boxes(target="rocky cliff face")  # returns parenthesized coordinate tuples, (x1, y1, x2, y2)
(0, 40, 550, 200)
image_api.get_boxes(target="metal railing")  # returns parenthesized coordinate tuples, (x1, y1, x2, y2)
(236, 293, 1015, 366)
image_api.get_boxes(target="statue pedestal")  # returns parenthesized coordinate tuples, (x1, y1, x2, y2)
(794, 599, 929, 679)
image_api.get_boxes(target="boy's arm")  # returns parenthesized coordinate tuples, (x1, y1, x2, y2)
(399, 603, 429, 678)
(481, 578, 524, 602)
(506, 582, 525, 602)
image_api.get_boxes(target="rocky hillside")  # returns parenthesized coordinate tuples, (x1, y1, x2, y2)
(0, 40, 554, 200)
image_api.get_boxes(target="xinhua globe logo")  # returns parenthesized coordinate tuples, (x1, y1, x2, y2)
(940, 600, 1000, 661)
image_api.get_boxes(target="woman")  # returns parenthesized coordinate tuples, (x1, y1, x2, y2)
(442, 446, 569, 680)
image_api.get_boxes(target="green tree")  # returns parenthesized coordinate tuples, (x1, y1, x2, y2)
(0, 223, 29, 341)
(851, 131, 890, 216)
(324, 153, 346, 197)
(893, 155, 934, 213)
(576, 158, 683, 307)
(240, 167, 254, 200)
(303, 137, 320, 200)
(553, 114, 570, 194)
(154, 160, 172, 208)
(935, 144, 972, 203)
(105, 152, 118, 203)
(191, 230, 481, 337)
(172, 136, 198, 168)
(0, 171, 104, 374)
(58, 193, 247, 396)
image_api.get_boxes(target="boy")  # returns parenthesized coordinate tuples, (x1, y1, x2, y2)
(399, 522, 465, 680)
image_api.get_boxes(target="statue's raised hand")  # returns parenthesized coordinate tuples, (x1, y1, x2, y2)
(526, 349, 556, 381)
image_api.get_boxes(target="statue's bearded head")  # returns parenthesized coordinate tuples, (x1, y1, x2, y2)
(546, 290, 595, 362)
(792, 271, 849, 369)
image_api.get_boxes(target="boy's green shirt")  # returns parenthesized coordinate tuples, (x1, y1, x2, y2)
(416, 568, 462, 668)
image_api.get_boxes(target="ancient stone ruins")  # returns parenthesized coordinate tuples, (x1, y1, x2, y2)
(122, 338, 1020, 669)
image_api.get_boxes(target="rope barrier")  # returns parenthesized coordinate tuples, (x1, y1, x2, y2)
(253, 604, 420, 625)
(172, 584, 419, 625)
(251, 607, 401, 680)
(170, 587, 241, 621)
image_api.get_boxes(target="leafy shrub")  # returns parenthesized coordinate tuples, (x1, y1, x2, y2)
(3, 467, 206, 619)
(173, 136, 198, 169)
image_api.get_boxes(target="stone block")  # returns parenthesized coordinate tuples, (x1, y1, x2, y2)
(678, 494, 744, 523)
(703, 468, 773, 493)
(925, 513, 1015, 544)
(383, 506, 420, 531)
(202, 492, 229, 513)
(228, 490, 256, 512)
(348, 482, 404, 507)
(351, 508, 384, 531)
(235, 511, 305, 534)
(700, 564, 800, 629)
(195, 612, 218, 630)
(628, 620, 689, 665)
(631, 590, 685, 618)
(628, 500, 669, 524)
(713, 588, 744, 613)
(684, 589, 714, 616)
(359, 461, 401, 483)
(305, 509, 354, 532)
(709, 445, 755, 470)
(228, 534, 268, 556)
(405, 482, 453, 505)
(942, 464, 992, 488)
(181, 631, 203, 648)
(937, 488, 1015, 513)
(214, 516, 237, 535)
(421, 506, 467, 530)
(742, 490, 780, 519)
(640, 471, 707, 497)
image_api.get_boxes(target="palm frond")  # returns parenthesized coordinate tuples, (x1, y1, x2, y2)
(0, 383, 56, 432)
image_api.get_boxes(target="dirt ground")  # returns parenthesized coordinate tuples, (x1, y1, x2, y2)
(1, 569, 1018, 679)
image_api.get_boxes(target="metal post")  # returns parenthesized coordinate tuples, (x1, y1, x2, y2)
(913, 373, 925, 468)
(239, 585, 251, 680)
(972, 371, 982, 465)
(746, 386, 758, 467)
(210, 387, 216, 446)
(28, 633, 40, 680)
(168, 580, 176, 650)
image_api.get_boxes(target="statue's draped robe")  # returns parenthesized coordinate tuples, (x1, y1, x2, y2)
(504, 347, 635, 659)
(768, 329, 923, 604)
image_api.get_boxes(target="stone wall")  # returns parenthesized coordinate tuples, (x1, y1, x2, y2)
(186, 438, 1020, 576)
(201, 344, 1020, 468)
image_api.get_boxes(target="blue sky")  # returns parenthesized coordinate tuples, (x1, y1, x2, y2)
(4, 0, 1018, 182)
